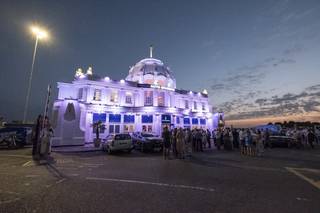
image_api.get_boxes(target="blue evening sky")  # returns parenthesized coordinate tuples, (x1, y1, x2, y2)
(0, 0, 319, 122)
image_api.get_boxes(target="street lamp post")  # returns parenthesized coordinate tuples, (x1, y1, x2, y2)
(23, 26, 48, 123)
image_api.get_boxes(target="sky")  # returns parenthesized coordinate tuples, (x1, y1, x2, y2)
(0, 0, 319, 126)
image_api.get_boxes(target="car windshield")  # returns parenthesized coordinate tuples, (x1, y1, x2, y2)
(141, 133, 154, 137)
(115, 134, 131, 140)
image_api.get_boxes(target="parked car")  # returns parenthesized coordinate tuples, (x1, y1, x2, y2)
(269, 135, 295, 148)
(131, 132, 163, 152)
(101, 133, 134, 154)
(0, 126, 31, 149)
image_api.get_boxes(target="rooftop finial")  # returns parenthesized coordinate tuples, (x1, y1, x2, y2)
(149, 45, 153, 58)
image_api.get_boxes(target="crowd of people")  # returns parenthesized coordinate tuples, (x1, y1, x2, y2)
(283, 128, 319, 149)
(162, 127, 213, 160)
(161, 126, 319, 160)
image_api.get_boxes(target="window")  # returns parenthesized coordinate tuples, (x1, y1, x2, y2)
(144, 91, 153, 106)
(93, 89, 101, 101)
(78, 88, 83, 99)
(202, 103, 206, 111)
(142, 125, 153, 132)
(200, 118, 206, 125)
(176, 117, 180, 124)
(109, 124, 120, 134)
(161, 114, 171, 124)
(194, 101, 197, 110)
(183, 118, 190, 125)
(93, 125, 105, 134)
(142, 115, 153, 123)
(125, 92, 132, 104)
(158, 92, 165, 106)
(110, 90, 118, 102)
(92, 113, 106, 134)
(109, 114, 121, 123)
(184, 100, 189, 109)
(109, 125, 114, 133)
(192, 118, 199, 125)
(124, 115, 135, 123)
(93, 113, 106, 123)
(124, 125, 134, 133)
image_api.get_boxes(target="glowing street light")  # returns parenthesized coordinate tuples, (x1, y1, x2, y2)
(23, 25, 49, 123)
(30, 26, 49, 40)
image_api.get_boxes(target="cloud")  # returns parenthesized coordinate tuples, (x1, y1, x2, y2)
(218, 84, 320, 120)
(272, 58, 295, 67)
(283, 44, 304, 55)
(210, 83, 225, 90)
(209, 54, 296, 94)
(306, 84, 320, 91)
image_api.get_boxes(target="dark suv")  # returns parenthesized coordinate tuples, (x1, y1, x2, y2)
(131, 132, 163, 152)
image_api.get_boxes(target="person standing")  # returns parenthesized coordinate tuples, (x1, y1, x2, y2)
(307, 129, 316, 149)
(246, 129, 253, 156)
(40, 116, 53, 160)
(224, 129, 233, 151)
(206, 129, 211, 149)
(162, 126, 171, 159)
(191, 129, 196, 152)
(32, 115, 42, 157)
(239, 129, 245, 154)
(196, 129, 203, 152)
(216, 129, 222, 150)
(256, 130, 264, 157)
(171, 128, 178, 158)
(201, 130, 207, 151)
(176, 128, 185, 159)
(185, 128, 192, 156)
(232, 129, 239, 149)
(212, 130, 216, 148)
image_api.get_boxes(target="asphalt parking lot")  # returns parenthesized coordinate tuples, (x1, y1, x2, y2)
(0, 146, 319, 213)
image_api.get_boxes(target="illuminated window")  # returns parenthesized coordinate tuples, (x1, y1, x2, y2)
(93, 89, 101, 101)
(142, 125, 153, 132)
(144, 91, 153, 106)
(125, 92, 132, 104)
(194, 101, 197, 110)
(110, 90, 118, 102)
(124, 125, 134, 132)
(184, 100, 189, 109)
(158, 92, 165, 106)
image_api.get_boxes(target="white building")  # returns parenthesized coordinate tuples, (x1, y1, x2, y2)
(51, 48, 221, 146)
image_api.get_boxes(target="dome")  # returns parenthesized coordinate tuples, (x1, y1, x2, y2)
(125, 57, 176, 89)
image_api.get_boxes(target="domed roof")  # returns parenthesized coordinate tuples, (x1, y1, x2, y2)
(125, 57, 176, 89)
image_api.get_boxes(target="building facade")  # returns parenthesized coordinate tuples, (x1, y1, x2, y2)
(51, 51, 222, 146)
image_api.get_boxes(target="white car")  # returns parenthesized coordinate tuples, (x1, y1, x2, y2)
(102, 133, 134, 154)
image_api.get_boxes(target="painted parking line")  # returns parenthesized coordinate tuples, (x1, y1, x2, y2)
(285, 167, 320, 190)
(0, 154, 31, 159)
(22, 160, 32, 167)
(56, 178, 66, 184)
(86, 177, 215, 192)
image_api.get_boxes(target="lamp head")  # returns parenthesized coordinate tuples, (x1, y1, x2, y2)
(30, 25, 49, 40)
